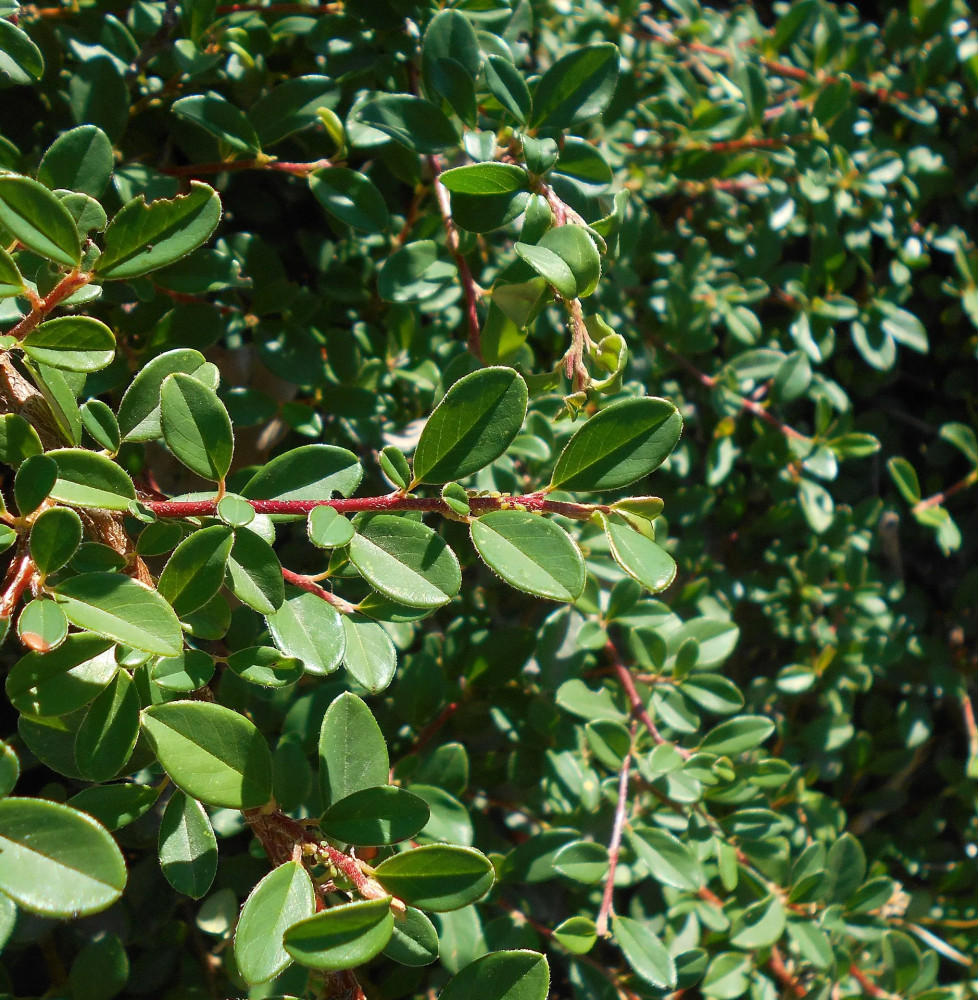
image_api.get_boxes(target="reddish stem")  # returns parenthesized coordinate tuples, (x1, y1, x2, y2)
(7, 271, 92, 340)
(412, 701, 460, 755)
(281, 568, 357, 615)
(595, 722, 635, 937)
(0, 555, 35, 620)
(158, 157, 331, 178)
(605, 640, 691, 758)
(142, 492, 603, 520)
(427, 156, 483, 360)
(768, 945, 806, 999)
(215, 2, 339, 12)
(848, 963, 888, 998)
(912, 468, 978, 513)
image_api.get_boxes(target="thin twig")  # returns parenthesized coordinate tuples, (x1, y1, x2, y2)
(596, 721, 636, 937)
(912, 468, 978, 514)
(281, 567, 358, 615)
(768, 945, 806, 999)
(6, 270, 92, 340)
(158, 157, 332, 177)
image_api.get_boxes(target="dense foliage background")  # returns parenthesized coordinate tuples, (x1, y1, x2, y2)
(0, 0, 975, 998)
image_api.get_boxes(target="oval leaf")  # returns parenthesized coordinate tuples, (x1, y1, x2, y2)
(373, 844, 495, 912)
(440, 950, 550, 1000)
(284, 897, 393, 971)
(160, 372, 233, 482)
(0, 174, 80, 266)
(22, 316, 116, 372)
(320, 786, 431, 846)
(158, 790, 217, 899)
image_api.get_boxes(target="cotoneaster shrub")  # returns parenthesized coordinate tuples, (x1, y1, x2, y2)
(0, 2, 973, 1000)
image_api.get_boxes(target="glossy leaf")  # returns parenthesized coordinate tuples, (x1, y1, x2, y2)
(172, 92, 261, 154)
(140, 701, 273, 808)
(55, 573, 182, 656)
(373, 844, 495, 912)
(471, 510, 585, 602)
(612, 915, 677, 989)
(601, 513, 677, 594)
(413, 367, 527, 485)
(309, 167, 390, 232)
(515, 225, 601, 299)
(341, 614, 397, 693)
(439, 950, 550, 1000)
(319, 692, 389, 806)
(117, 348, 215, 441)
(160, 372, 233, 481)
(320, 785, 430, 846)
(46, 448, 136, 511)
(235, 861, 316, 985)
(22, 316, 115, 372)
(0, 797, 126, 917)
(38, 124, 114, 197)
(0, 173, 80, 266)
(30, 506, 83, 575)
(74, 670, 140, 782)
(226, 527, 285, 614)
(284, 897, 393, 971)
(550, 397, 682, 492)
(157, 524, 234, 617)
(356, 95, 458, 153)
(158, 790, 217, 899)
(243, 444, 362, 501)
(531, 43, 620, 129)
(267, 589, 345, 676)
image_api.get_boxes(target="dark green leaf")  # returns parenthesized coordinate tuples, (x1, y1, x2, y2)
(157, 524, 234, 617)
(0, 174, 79, 267)
(357, 95, 459, 153)
(38, 125, 114, 197)
(284, 897, 393, 971)
(172, 92, 262, 154)
(319, 692, 389, 807)
(320, 786, 430, 846)
(267, 588, 345, 676)
(531, 43, 620, 129)
(74, 669, 139, 781)
(160, 372, 233, 482)
(22, 316, 116, 372)
(373, 844, 495, 911)
(309, 167, 390, 233)
(158, 790, 217, 899)
(439, 950, 550, 1000)
(30, 506, 83, 575)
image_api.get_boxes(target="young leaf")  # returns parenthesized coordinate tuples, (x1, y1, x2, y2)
(320, 786, 431, 846)
(284, 898, 394, 971)
(600, 513, 677, 594)
(158, 790, 218, 899)
(140, 701, 273, 809)
(55, 573, 183, 656)
(96, 182, 222, 280)
(439, 950, 550, 1000)
(318, 692, 389, 807)
(22, 316, 116, 373)
(234, 861, 316, 985)
(372, 844, 495, 912)
(0, 798, 126, 917)
(550, 397, 682, 492)
(74, 670, 140, 782)
(267, 589, 345, 676)
(350, 515, 461, 609)
(470, 510, 585, 602)
(157, 524, 234, 617)
(530, 43, 620, 129)
(160, 372, 233, 482)
(0, 174, 80, 266)
(413, 367, 528, 485)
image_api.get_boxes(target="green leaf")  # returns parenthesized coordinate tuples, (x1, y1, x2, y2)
(22, 316, 116, 373)
(699, 715, 775, 756)
(227, 527, 285, 614)
(117, 348, 215, 441)
(151, 648, 215, 693)
(96, 182, 222, 280)
(17, 597, 68, 652)
(309, 167, 390, 233)
(552, 840, 609, 883)
(81, 399, 121, 452)
(227, 646, 303, 688)
(248, 75, 337, 147)
(319, 692, 389, 807)
(243, 445, 362, 501)
(160, 372, 234, 482)
(172, 92, 262, 154)
(308, 505, 355, 548)
(38, 125, 114, 197)
(0, 245, 24, 297)
(141, 701, 273, 809)
(515, 225, 601, 299)
(553, 917, 597, 955)
(600, 513, 677, 593)
(69, 933, 128, 1000)
(284, 897, 393, 971)
(0, 741, 19, 798)
(413, 367, 528, 485)
(30, 506, 83, 575)
(158, 790, 217, 899)
(612, 915, 677, 989)
(729, 894, 786, 949)
(6, 632, 116, 717)
(267, 589, 345, 676)
(378, 240, 456, 303)
(484, 56, 532, 123)
(422, 10, 481, 96)
(0, 18, 44, 86)
(470, 510, 585, 601)
(320, 786, 430, 846)
(531, 43, 620, 129)
(940, 422, 978, 465)
(439, 163, 529, 195)
(357, 95, 459, 153)
(74, 670, 140, 782)
(0, 413, 42, 466)
(15, 453, 56, 514)
(440, 951, 550, 1000)
(382, 906, 439, 966)
(0, 173, 80, 266)
(550, 397, 682, 492)
(350, 514, 461, 609)
(157, 525, 234, 617)
(235, 861, 316, 985)
(69, 783, 158, 832)
(55, 573, 183, 656)
(0, 797, 126, 917)
(627, 826, 704, 891)
(46, 448, 137, 510)
(373, 844, 495, 912)
(341, 614, 397, 693)
(879, 304, 928, 352)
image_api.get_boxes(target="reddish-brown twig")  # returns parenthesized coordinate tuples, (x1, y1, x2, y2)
(6, 270, 92, 341)
(596, 721, 636, 937)
(281, 567, 357, 615)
